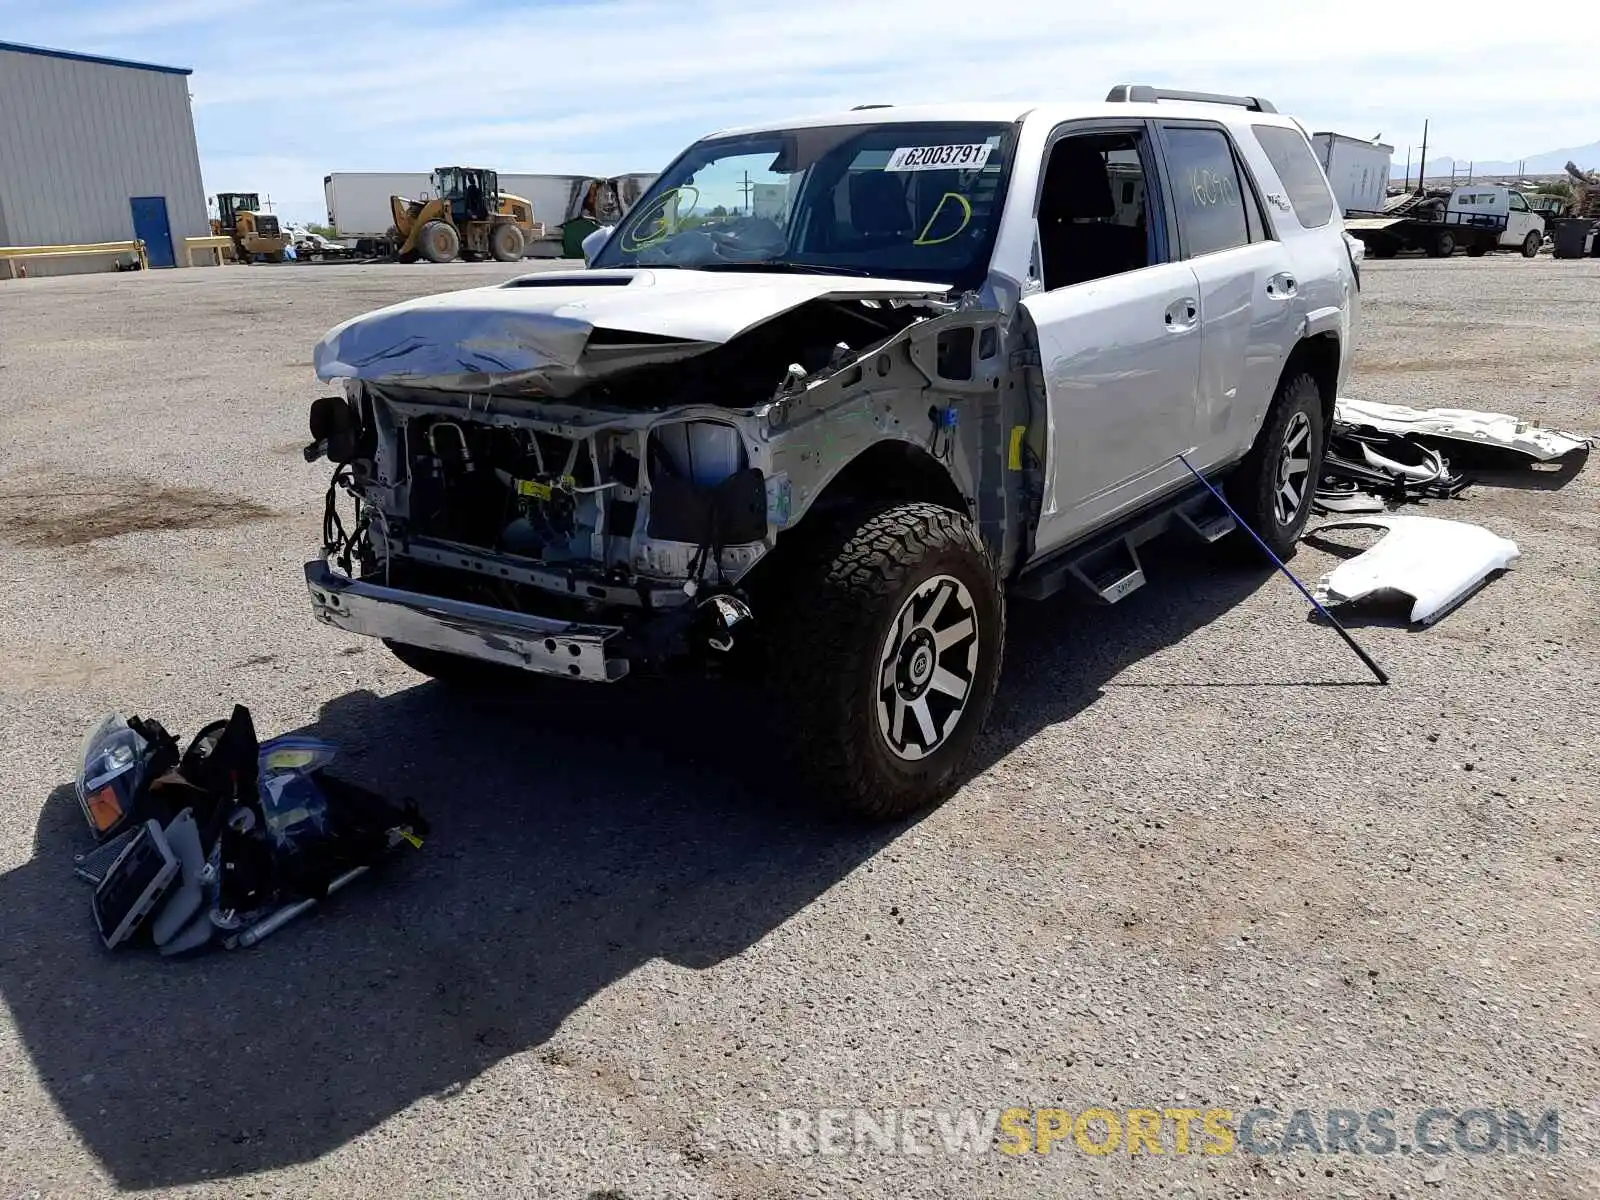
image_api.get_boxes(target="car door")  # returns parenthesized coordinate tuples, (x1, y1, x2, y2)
(1503, 191, 1535, 247)
(1020, 123, 1204, 558)
(1153, 121, 1300, 471)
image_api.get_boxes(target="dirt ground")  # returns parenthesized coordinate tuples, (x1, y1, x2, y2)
(0, 255, 1596, 1199)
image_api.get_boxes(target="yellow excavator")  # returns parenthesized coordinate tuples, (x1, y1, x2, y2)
(389, 167, 539, 263)
(212, 192, 290, 263)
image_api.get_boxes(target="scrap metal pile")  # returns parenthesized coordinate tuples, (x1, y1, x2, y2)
(1300, 398, 1592, 628)
(1315, 397, 1592, 514)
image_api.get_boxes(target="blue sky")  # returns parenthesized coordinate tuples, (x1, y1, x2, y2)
(3, 0, 1596, 226)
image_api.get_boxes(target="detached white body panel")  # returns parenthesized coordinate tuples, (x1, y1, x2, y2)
(1335, 397, 1592, 460)
(1312, 515, 1520, 625)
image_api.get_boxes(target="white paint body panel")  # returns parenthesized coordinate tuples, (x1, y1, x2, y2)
(313, 268, 950, 388)
(1312, 515, 1520, 625)
(1021, 262, 1202, 546)
(1335, 398, 1592, 460)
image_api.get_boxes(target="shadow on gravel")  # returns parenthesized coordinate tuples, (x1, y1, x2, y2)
(1451, 445, 1590, 491)
(0, 534, 1279, 1189)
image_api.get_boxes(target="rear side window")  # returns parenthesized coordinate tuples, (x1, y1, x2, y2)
(1161, 125, 1251, 257)
(1251, 124, 1336, 228)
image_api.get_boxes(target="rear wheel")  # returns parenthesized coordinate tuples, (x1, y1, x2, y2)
(1223, 371, 1326, 561)
(1427, 230, 1455, 258)
(770, 502, 1004, 822)
(418, 219, 460, 263)
(1523, 230, 1543, 257)
(490, 222, 525, 262)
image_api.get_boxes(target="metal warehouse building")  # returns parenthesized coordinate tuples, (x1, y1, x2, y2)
(0, 40, 209, 275)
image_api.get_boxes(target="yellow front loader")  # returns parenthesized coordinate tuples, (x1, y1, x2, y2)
(389, 167, 539, 263)
(212, 192, 290, 263)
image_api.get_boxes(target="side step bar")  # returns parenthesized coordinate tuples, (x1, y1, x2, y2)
(1013, 483, 1237, 603)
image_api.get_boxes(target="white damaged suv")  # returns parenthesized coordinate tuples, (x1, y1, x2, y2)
(304, 84, 1360, 819)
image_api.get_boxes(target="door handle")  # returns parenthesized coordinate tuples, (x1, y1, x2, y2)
(1164, 298, 1198, 331)
(1266, 273, 1298, 299)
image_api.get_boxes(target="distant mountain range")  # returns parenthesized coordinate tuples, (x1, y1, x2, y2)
(1389, 139, 1600, 179)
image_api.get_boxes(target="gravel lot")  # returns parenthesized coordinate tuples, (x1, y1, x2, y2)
(0, 256, 1596, 1200)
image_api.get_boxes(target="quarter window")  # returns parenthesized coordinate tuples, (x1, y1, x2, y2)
(1250, 124, 1337, 228)
(1162, 126, 1252, 257)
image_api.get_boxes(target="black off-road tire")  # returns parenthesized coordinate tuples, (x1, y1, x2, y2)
(1223, 371, 1326, 562)
(770, 502, 1004, 822)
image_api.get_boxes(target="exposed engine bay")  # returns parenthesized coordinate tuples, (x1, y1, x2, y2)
(305, 278, 1035, 677)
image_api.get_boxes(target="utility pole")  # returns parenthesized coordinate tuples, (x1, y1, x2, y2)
(736, 171, 755, 216)
(1417, 119, 1429, 195)
(1403, 147, 1412, 192)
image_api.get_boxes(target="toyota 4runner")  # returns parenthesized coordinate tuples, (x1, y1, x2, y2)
(302, 85, 1361, 820)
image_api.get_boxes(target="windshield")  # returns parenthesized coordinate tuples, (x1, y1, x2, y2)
(591, 120, 1017, 286)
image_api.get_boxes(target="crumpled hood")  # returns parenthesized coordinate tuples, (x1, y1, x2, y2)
(313, 267, 951, 393)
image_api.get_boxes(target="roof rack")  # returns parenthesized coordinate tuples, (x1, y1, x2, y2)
(1105, 84, 1276, 114)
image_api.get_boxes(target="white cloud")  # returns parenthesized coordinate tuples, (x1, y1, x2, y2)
(7, 0, 1597, 225)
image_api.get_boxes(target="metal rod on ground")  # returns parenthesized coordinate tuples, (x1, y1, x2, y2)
(229, 863, 371, 949)
(1176, 452, 1390, 685)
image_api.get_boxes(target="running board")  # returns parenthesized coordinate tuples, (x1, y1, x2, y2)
(1013, 482, 1237, 603)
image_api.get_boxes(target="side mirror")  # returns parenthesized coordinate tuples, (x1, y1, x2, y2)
(581, 224, 614, 266)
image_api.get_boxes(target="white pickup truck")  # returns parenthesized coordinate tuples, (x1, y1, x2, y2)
(1346, 184, 1545, 258)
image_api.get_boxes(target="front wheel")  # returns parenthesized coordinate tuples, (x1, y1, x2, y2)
(417, 219, 460, 264)
(772, 502, 1004, 822)
(1427, 231, 1455, 258)
(1224, 371, 1326, 561)
(1523, 230, 1543, 257)
(490, 222, 525, 262)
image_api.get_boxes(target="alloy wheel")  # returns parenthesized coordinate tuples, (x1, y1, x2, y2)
(875, 574, 980, 762)
(1274, 411, 1313, 526)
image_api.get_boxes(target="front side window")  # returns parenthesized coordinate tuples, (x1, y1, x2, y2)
(1035, 129, 1153, 290)
(1250, 124, 1337, 229)
(591, 121, 1016, 288)
(1162, 125, 1252, 256)
(1510, 193, 1529, 212)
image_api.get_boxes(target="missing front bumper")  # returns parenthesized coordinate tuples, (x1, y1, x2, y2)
(304, 560, 630, 682)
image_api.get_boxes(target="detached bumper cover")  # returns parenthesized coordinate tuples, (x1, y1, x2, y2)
(304, 561, 629, 682)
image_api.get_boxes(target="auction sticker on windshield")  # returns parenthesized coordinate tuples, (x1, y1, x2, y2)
(885, 144, 994, 172)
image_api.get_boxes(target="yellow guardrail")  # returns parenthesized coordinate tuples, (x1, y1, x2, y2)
(0, 239, 148, 279)
(184, 235, 235, 267)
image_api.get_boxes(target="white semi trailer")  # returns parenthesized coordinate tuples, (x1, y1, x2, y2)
(1310, 132, 1393, 217)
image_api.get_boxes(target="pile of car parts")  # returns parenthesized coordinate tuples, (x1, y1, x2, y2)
(1314, 397, 1593, 514)
(72, 704, 426, 956)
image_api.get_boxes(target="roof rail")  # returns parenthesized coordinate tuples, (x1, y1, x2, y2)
(1105, 84, 1276, 114)
(851, 103, 893, 110)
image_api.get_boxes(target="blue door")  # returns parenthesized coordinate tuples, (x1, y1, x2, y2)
(128, 196, 176, 268)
